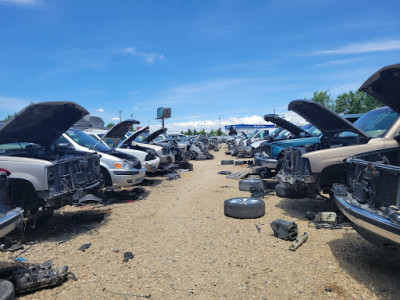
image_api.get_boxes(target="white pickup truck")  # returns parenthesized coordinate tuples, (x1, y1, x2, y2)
(0, 102, 103, 216)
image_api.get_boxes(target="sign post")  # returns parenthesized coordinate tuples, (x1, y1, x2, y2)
(156, 107, 171, 128)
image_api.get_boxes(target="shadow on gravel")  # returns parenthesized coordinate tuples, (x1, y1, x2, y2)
(141, 178, 163, 187)
(328, 233, 400, 299)
(275, 197, 339, 220)
(16, 208, 112, 244)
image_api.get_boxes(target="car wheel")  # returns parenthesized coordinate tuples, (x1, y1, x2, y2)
(221, 160, 234, 165)
(275, 183, 305, 198)
(0, 279, 15, 300)
(224, 197, 265, 219)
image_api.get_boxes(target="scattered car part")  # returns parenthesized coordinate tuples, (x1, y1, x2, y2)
(226, 170, 251, 180)
(0, 279, 14, 300)
(78, 243, 91, 251)
(289, 232, 309, 251)
(234, 160, 247, 165)
(123, 252, 134, 262)
(270, 219, 298, 241)
(224, 197, 265, 219)
(221, 160, 234, 165)
(0, 261, 75, 295)
(167, 173, 181, 180)
(239, 179, 267, 193)
(217, 171, 231, 175)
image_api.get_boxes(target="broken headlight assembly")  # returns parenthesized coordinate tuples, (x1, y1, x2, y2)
(300, 157, 312, 176)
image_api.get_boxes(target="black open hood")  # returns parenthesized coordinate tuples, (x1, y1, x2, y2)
(143, 128, 167, 143)
(104, 120, 140, 140)
(121, 126, 150, 146)
(359, 63, 400, 114)
(264, 114, 310, 137)
(288, 100, 369, 138)
(0, 101, 89, 146)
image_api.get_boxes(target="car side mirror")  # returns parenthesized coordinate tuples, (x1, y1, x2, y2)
(57, 143, 74, 150)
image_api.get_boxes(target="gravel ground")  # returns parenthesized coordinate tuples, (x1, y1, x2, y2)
(1, 145, 400, 299)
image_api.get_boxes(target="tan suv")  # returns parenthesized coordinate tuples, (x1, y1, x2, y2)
(276, 63, 400, 198)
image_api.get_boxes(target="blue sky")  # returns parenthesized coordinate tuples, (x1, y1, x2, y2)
(0, 0, 399, 132)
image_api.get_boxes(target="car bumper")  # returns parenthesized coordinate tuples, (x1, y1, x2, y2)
(145, 157, 160, 173)
(276, 172, 319, 196)
(110, 166, 146, 187)
(333, 185, 400, 247)
(237, 146, 253, 156)
(254, 156, 278, 169)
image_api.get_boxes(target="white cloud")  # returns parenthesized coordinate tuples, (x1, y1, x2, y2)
(111, 117, 120, 121)
(0, 0, 40, 5)
(313, 40, 400, 55)
(0, 96, 32, 118)
(133, 107, 139, 111)
(96, 108, 104, 113)
(121, 47, 164, 63)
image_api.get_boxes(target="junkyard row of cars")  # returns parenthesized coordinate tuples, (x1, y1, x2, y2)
(226, 63, 400, 250)
(0, 103, 217, 242)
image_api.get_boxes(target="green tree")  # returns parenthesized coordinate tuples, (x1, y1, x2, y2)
(199, 128, 206, 135)
(193, 129, 199, 135)
(186, 128, 193, 135)
(310, 91, 334, 110)
(215, 127, 224, 136)
(4, 114, 13, 122)
(106, 123, 115, 129)
(210, 129, 215, 136)
(335, 91, 383, 114)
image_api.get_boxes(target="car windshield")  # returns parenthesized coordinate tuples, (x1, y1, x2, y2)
(248, 130, 259, 138)
(341, 106, 399, 138)
(65, 129, 110, 152)
(0, 142, 36, 151)
(306, 125, 321, 136)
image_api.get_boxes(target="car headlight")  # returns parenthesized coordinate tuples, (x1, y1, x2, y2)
(114, 161, 130, 170)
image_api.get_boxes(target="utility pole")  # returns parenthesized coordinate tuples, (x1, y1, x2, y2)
(119, 110, 122, 122)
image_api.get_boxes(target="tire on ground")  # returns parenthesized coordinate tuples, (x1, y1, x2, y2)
(221, 160, 234, 165)
(275, 183, 305, 198)
(0, 279, 15, 300)
(239, 179, 267, 192)
(234, 160, 247, 165)
(224, 197, 265, 219)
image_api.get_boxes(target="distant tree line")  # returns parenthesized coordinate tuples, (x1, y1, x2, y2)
(310, 90, 383, 114)
(181, 127, 225, 136)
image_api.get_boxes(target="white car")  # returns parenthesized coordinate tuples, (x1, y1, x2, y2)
(88, 126, 176, 171)
(56, 129, 146, 189)
(84, 121, 160, 173)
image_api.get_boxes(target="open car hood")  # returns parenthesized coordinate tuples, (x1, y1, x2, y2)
(0, 101, 89, 146)
(264, 114, 310, 137)
(143, 128, 168, 143)
(359, 63, 400, 114)
(122, 126, 150, 146)
(288, 100, 369, 138)
(103, 120, 140, 148)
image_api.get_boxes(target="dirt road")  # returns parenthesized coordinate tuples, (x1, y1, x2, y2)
(1, 145, 400, 299)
